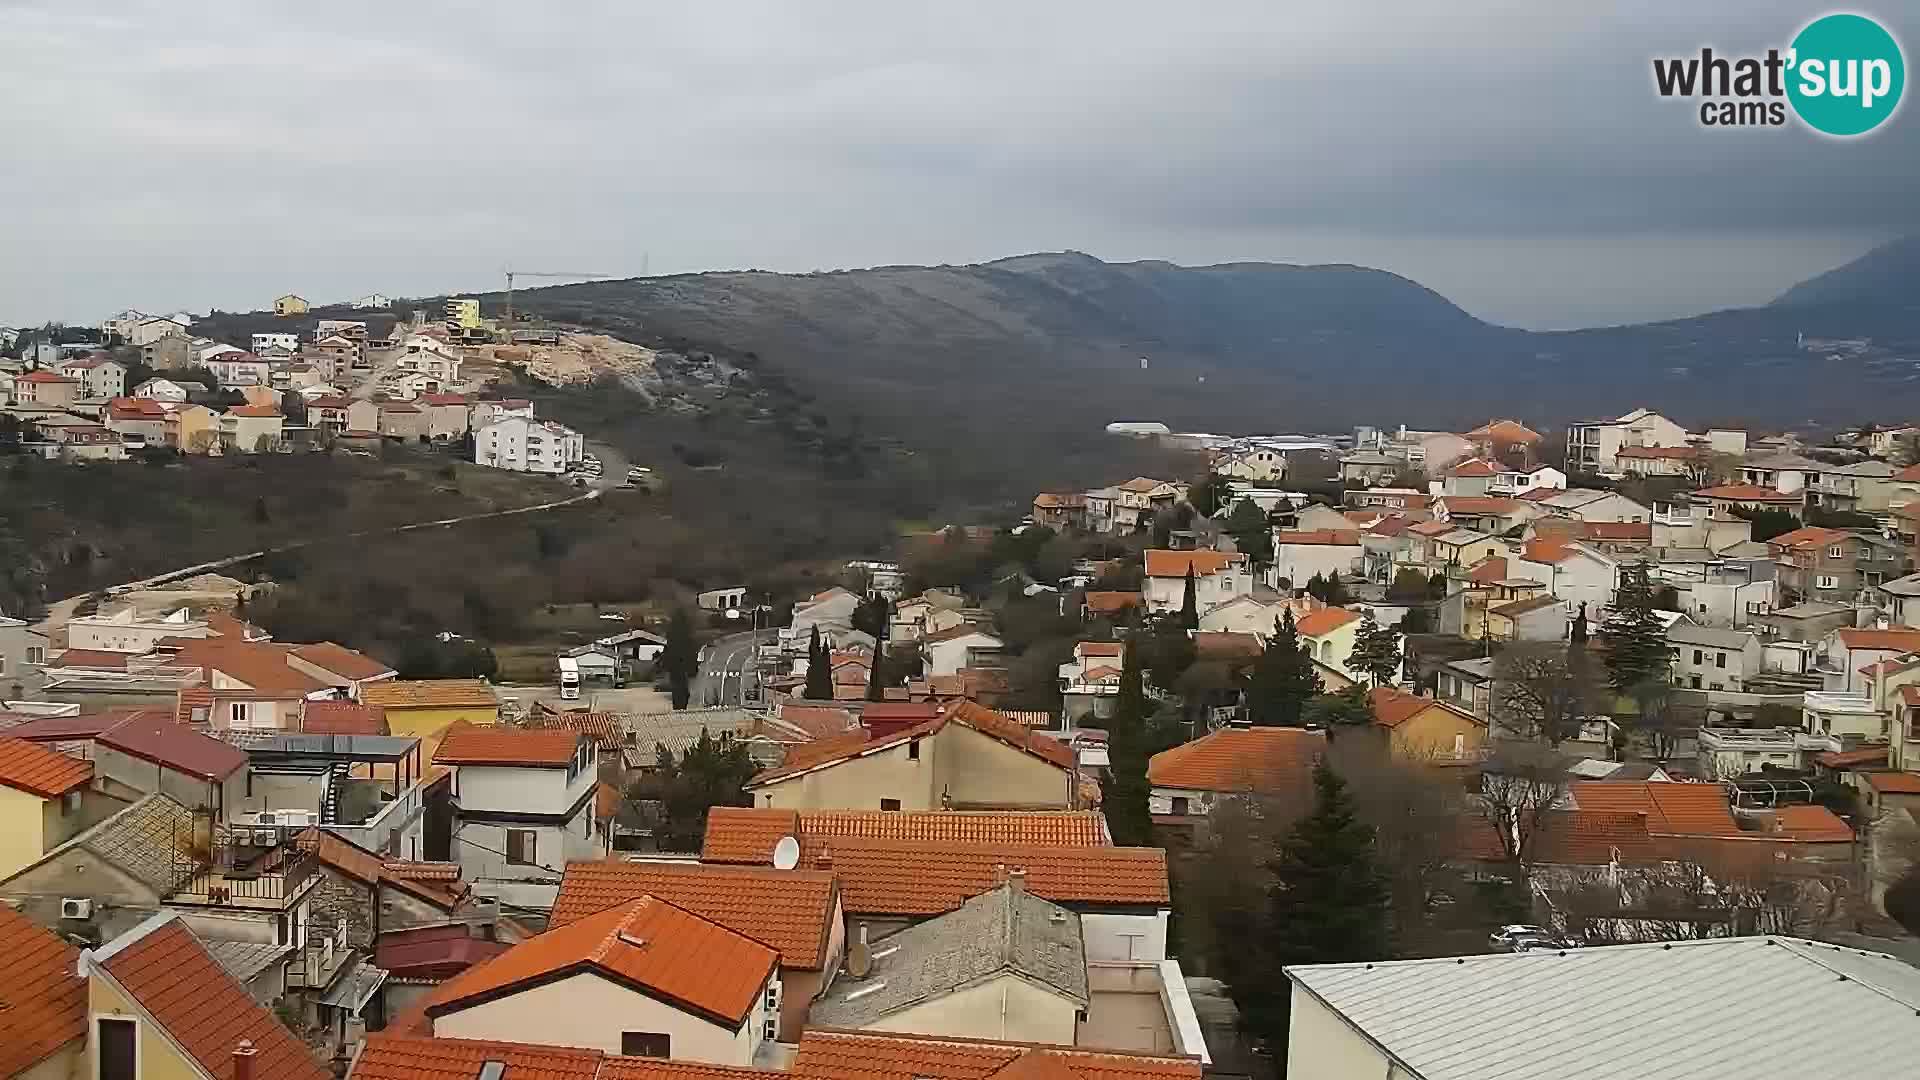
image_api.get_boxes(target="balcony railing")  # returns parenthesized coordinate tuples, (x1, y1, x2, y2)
(171, 826, 319, 910)
(287, 921, 352, 989)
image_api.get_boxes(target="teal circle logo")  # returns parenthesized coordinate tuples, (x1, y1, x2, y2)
(1787, 13, 1905, 136)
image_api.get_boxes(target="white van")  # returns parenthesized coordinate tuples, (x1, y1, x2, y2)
(558, 656, 581, 700)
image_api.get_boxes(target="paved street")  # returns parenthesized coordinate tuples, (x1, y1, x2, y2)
(692, 627, 775, 708)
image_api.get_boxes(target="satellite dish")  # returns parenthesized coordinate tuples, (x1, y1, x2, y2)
(771, 835, 801, 871)
(846, 939, 873, 978)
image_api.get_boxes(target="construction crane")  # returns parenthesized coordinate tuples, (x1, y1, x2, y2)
(503, 269, 612, 327)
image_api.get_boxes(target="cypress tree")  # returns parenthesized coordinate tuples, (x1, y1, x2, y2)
(1179, 566, 1199, 630)
(1103, 639, 1155, 846)
(1348, 612, 1402, 687)
(804, 626, 832, 700)
(865, 645, 886, 701)
(1245, 609, 1322, 726)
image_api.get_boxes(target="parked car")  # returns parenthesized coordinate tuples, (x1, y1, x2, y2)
(1488, 925, 1560, 952)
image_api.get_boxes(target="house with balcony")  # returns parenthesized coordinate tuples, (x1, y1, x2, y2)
(1808, 459, 1900, 514)
(1564, 408, 1690, 474)
(434, 726, 602, 909)
(1438, 656, 1497, 722)
(237, 732, 438, 857)
(1144, 549, 1251, 613)
(1271, 529, 1362, 589)
(1874, 573, 1920, 628)
(1668, 623, 1762, 691)
(1695, 725, 1838, 779)
(1769, 525, 1909, 605)
(1059, 640, 1125, 723)
(1819, 626, 1920, 694)
(1487, 464, 1565, 497)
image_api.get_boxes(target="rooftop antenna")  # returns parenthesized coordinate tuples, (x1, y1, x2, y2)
(771, 835, 800, 871)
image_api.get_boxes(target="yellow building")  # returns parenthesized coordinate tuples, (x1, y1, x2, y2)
(83, 911, 328, 1080)
(0, 737, 98, 880)
(1368, 687, 1487, 762)
(164, 402, 218, 453)
(274, 293, 310, 316)
(361, 678, 501, 738)
(445, 297, 483, 329)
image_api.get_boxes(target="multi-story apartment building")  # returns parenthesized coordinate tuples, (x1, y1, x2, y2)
(1768, 525, 1911, 605)
(473, 415, 584, 475)
(1564, 408, 1689, 474)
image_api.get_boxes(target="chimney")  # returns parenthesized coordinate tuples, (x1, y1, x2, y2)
(858, 923, 869, 946)
(814, 850, 833, 871)
(992, 863, 1009, 886)
(233, 1041, 258, 1080)
(1008, 868, 1026, 897)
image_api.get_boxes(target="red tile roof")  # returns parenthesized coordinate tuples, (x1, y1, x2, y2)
(1465, 419, 1543, 444)
(816, 838, 1167, 915)
(701, 807, 1110, 864)
(1142, 550, 1241, 578)
(290, 641, 394, 680)
(775, 705, 861, 741)
(1367, 688, 1481, 731)
(353, 1034, 775, 1080)
(1520, 538, 1576, 564)
(549, 861, 839, 968)
(1814, 746, 1892, 769)
(1409, 520, 1455, 537)
(790, 1029, 1201, 1080)
(0, 905, 85, 1077)
(1459, 810, 1661, 865)
(1691, 484, 1801, 504)
(224, 404, 281, 417)
(297, 828, 465, 909)
(530, 708, 624, 749)
(98, 715, 248, 781)
(1448, 458, 1500, 477)
(1273, 529, 1361, 546)
(166, 639, 326, 695)
(1772, 804, 1853, 843)
(1465, 556, 1508, 584)
(1192, 632, 1264, 661)
(1438, 496, 1523, 515)
(1766, 526, 1848, 551)
(1148, 727, 1323, 793)
(301, 700, 387, 735)
(51, 648, 132, 669)
(1837, 628, 1920, 652)
(1082, 592, 1142, 614)
(422, 897, 776, 1027)
(434, 726, 582, 767)
(100, 917, 327, 1080)
(1568, 781, 1741, 836)
(1294, 607, 1360, 637)
(17, 370, 75, 383)
(0, 735, 93, 797)
(749, 703, 1072, 786)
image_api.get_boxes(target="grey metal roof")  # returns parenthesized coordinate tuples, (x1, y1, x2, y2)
(1667, 623, 1758, 650)
(1287, 936, 1920, 1080)
(1878, 573, 1920, 597)
(809, 882, 1088, 1028)
(205, 939, 292, 985)
(1768, 600, 1854, 619)
(318, 957, 387, 1010)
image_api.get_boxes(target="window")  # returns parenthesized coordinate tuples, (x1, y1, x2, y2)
(1171, 796, 1190, 815)
(880, 798, 902, 812)
(1817, 575, 1840, 590)
(1716, 652, 1727, 669)
(907, 740, 920, 761)
(0, 655, 6, 675)
(229, 701, 253, 727)
(1829, 545, 1845, 558)
(1689, 675, 1702, 689)
(506, 829, 537, 866)
(98, 1018, 136, 1080)
(622, 1033, 671, 1058)
(1692, 649, 1703, 665)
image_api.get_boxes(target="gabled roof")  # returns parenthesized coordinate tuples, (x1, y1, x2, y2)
(1766, 525, 1848, 551)
(1274, 529, 1361, 546)
(1286, 936, 1920, 1080)
(549, 861, 839, 969)
(1667, 624, 1756, 650)
(352, 1033, 776, 1080)
(1082, 591, 1142, 614)
(434, 726, 581, 768)
(1465, 556, 1508, 584)
(1836, 627, 1920, 652)
(1465, 419, 1542, 443)
(748, 703, 1073, 787)
(223, 404, 281, 417)
(1772, 804, 1854, 843)
(1490, 594, 1563, 618)
(1148, 727, 1323, 793)
(1865, 771, 1920, 794)
(362, 678, 498, 709)
(1368, 689, 1483, 731)
(422, 897, 776, 1027)
(789, 1029, 1201, 1080)
(301, 700, 388, 735)
(92, 913, 327, 1080)
(1437, 496, 1524, 515)
(298, 828, 465, 910)
(1142, 549, 1241, 578)
(1294, 607, 1360, 637)
(814, 839, 1168, 916)
(0, 734, 93, 797)
(1447, 458, 1500, 477)
(0, 905, 85, 1077)
(1568, 781, 1740, 837)
(809, 882, 1087, 1028)
(291, 641, 394, 680)
(700, 807, 1111, 864)
(1691, 484, 1802, 504)
(98, 715, 248, 781)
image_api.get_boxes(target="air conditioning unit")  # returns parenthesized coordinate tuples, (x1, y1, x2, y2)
(60, 898, 93, 920)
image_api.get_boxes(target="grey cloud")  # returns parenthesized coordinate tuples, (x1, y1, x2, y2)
(1, 0, 1914, 329)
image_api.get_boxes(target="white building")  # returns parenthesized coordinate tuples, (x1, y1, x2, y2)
(474, 414, 584, 475)
(1667, 622, 1762, 691)
(133, 377, 191, 402)
(435, 727, 604, 909)
(204, 353, 270, 387)
(251, 332, 300, 354)
(1564, 407, 1691, 474)
(1143, 550, 1252, 613)
(56, 355, 127, 398)
(1271, 529, 1363, 590)
(352, 293, 391, 309)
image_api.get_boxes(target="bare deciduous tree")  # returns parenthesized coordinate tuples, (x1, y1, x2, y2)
(1493, 641, 1604, 745)
(1474, 743, 1568, 863)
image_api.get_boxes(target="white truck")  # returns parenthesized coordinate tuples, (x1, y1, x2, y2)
(558, 655, 581, 700)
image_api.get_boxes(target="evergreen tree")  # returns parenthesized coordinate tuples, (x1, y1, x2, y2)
(804, 626, 832, 700)
(1244, 610, 1322, 726)
(1144, 615, 1197, 694)
(1233, 761, 1391, 1053)
(1225, 500, 1274, 567)
(1386, 568, 1430, 604)
(865, 644, 886, 701)
(1400, 605, 1433, 634)
(1602, 561, 1673, 690)
(660, 608, 699, 709)
(1305, 572, 1328, 602)
(1348, 613, 1402, 687)
(1102, 639, 1155, 846)
(1190, 472, 1230, 517)
(1179, 566, 1199, 630)
(1301, 684, 1375, 727)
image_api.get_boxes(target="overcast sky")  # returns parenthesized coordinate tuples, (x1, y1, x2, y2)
(3, 1, 1915, 330)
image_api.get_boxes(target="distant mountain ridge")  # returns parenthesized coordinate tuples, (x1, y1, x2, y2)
(495, 239, 1920, 471)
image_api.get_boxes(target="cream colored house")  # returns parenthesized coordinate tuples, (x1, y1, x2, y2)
(1368, 687, 1486, 762)
(219, 405, 284, 452)
(274, 293, 310, 316)
(163, 403, 217, 452)
(746, 702, 1077, 812)
(1295, 607, 1364, 683)
(417, 897, 779, 1062)
(0, 736, 99, 880)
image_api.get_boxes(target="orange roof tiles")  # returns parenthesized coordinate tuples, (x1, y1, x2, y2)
(749, 703, 1072, 786)
(362, 678, 498, 709)
(224, 404, 281, 417)
(1691, 484, 1801, 503)
(531, 708, 624, 748)
(1438, 496, 1523, 515)
(1294, 607, 1360, 637)
(0, 905, 85, 1077)
(1459, 810, 1660, 865)
(817, 838, 1167, 915)
(1466, 419, 1542, 443)
(290, 641, 394, 680)
(1814, 746, 1892, 769)
(1076, 642, 1124, 658)
(1448, 458, 1500, 477)
(1466, 556, 1508, 584)
(549, 861, 838, 968)
(350, 1034, 605, 1080)
(1192, 632, 1264, 661)
(435, 726, 581, 767)
(0, 734, 93, 798)
(1568, 781, 1741, 837)
(1148, 727, 1323, 793)
(791, 1029, 1202, 1080)
(1082, 591, 1142, 614)
(100, 917, 327, 1080)
(1772, 804, 1853, 843)
(1836, 628, 1920, 652)
(52, 647, 131, 669)
(423, 897, 776, 1027)
(1367, 688, 1480, 731)
(1520, 538, 1576, 564)
(701, 807, 1111, 864)
(1409, 520, 1455, 537)
(600, 1058, 782, 1080)
(301, 700, 387, 735)
(1142, 550, 1240, 578)
(1766, 526, 1847, 551)
(299, 828, 466, 909)
(1273, 529, 1361, 546)
(165, 639, 326, 695)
